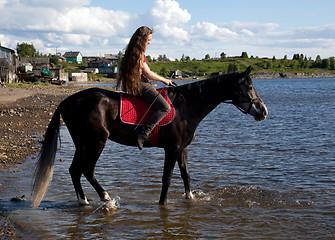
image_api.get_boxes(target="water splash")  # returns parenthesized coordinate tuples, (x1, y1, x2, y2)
(92, 197, 121, 213)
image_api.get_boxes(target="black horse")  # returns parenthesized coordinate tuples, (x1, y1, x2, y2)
(32, 66, 268, 208)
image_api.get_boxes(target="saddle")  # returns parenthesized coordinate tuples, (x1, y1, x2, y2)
(120, 88, 175, 146)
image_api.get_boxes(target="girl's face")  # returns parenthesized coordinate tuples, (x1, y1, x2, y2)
(146, 34, 152, 47)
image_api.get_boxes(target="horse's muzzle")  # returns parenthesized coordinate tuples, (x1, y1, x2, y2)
(253, 102, 268, 121)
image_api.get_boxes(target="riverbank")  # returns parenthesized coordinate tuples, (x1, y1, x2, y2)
(251, 71, 335, 79)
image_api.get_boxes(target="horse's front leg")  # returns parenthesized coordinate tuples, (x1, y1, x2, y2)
(159, 148, 179, 204)
(177, 147, 194, 200)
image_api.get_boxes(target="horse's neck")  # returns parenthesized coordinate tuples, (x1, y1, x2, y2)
(175, 75, 232, 122)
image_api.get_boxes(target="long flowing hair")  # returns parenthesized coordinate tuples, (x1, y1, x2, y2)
(117, 26, 153, 96)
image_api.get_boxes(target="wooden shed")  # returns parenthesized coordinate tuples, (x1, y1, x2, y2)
(0, 45, 17, 83)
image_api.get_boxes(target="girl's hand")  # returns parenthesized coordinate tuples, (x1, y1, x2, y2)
(165, 79, 173, 86)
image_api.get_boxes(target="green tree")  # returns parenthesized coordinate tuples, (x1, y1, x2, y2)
(290, 61, 299, 70)
(204, 54, 210, 60)
(299, 54, 304, 62)
(313, 55, 322, 68)
(146, 55, 152, 62)
(118, 51, 123, 63)
(160, 67, 169, 77)
(16, 42, 37, 58)
(227, 63, 238, 72)
(157, 54, 168, 61)
(220, 52, 226, 60)
(321, 59, 330, 69)
(50, 55, 60, 66)
(241, 52, 248, 58)
(330, 57, 335, 70)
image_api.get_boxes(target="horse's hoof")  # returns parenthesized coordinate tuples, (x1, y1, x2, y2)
(78, 197, 89, 206)
(11, 195, 26, 202)
(185, 191, 194, 199)
(101, 192, 111, 202)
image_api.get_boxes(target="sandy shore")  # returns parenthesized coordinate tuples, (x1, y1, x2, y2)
(0, 84, 85, 167)
(0, 83, 105, 239)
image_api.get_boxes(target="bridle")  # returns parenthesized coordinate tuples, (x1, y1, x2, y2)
(224, 97, 261, 115)
(221, 89, 262, 115)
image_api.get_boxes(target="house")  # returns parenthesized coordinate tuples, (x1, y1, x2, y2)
(87, 58, 115, 74)
(104, 54, 119, 64)
(169, 70, 182, 79)
(83, 68, 99, 74)
(0, 45, 17, 83)
(20, 57, 51, 77)
(63, 51, 83, 63)
(70, 72, 87, 82)
(49, 68, 69, 82)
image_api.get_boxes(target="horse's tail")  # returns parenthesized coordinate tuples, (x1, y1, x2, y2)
(31, 106, 61, 208)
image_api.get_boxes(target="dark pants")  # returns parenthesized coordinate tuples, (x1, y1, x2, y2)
(140, 82, 171, 134)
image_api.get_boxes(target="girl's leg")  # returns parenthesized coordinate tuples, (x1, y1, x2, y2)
(137, 82, 171, 149)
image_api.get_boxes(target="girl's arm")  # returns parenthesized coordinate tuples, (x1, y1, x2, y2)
(142, 62, 172, 86)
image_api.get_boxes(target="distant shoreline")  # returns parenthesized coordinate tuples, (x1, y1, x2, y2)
(251, 71, 335, 79)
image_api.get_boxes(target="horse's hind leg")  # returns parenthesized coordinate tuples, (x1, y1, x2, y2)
(69, 150, 89, 205)
(177, 147, 194, 199)
(81, 142, 111, 202)
(70, 138, 110, 205)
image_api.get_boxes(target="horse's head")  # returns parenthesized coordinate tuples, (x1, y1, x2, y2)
(231, 66, 268, 121)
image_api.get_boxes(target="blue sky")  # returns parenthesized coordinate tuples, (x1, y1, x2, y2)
(1, 0, 334, 59)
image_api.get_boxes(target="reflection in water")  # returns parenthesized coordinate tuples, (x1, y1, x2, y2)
(0, 78, 334, 239)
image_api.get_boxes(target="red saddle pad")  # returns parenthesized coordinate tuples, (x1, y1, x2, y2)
(120, 88, 175, 146)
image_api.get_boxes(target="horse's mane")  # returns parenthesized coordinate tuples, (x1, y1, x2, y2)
(169, 71, 241, 102)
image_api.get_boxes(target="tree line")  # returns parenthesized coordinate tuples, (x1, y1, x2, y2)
(148, 51, 335, 71)
(15, 43, 335, 76)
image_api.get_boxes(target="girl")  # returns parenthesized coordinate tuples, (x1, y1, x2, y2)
(117, 26, 173, 150)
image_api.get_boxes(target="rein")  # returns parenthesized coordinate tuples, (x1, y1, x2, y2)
(134, 86, 167, 130)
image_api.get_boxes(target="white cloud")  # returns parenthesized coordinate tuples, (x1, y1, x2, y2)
(240, 29, 254, 36)
(62, 33, 91, 46)
(226, 21, 279, 34)
(192, 22, 238, 42)
(0, 0, 334, 58)
(0, 34, 12, 47)
(24, 7, 131, 37)
(154, 23, 189, 42)
(149, 0, 191, 25)
(19, 0, 90, 10)
(0, 0, 7, 7)
(145, 0, 191, 44)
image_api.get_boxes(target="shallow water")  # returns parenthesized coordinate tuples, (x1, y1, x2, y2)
(0, 77, 334, 239)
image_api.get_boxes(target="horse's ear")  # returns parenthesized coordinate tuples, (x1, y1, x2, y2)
(244, 66, 253, 76)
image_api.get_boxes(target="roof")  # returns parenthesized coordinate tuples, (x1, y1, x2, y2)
(0, 45, 15, 53)
(104, 54, 118, 60)
(63, 51, 82, 58)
